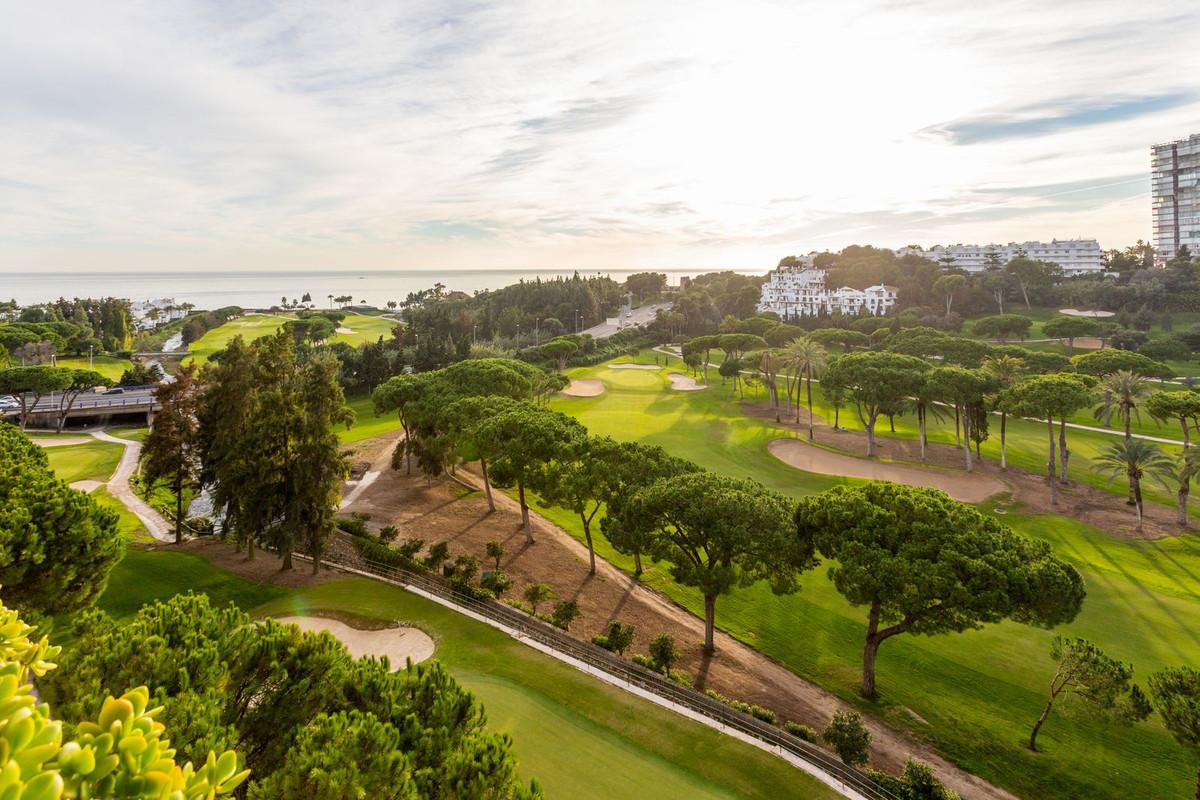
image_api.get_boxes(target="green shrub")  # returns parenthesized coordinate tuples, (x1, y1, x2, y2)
(336, 515, 370, 538)
(423, 542, 450, 570)
(481, 569, 512, 597)
(648, 633, 680, 674)
(377, 524, 399, 544)
(823, 710, 871, 766)
(593, 621, 636, 655)
(868, 759, 960, 799)
(703, 689, 777, 724)
(549, 600, 580, 631)
(631, 654, 657, 671)
(783, 721, 817, 742)
(668, 669, 692, 687)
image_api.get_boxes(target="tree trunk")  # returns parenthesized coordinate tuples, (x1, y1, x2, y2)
(480, 458, 496, 512)
(961, 406, 973, 472)
(1125, 416, 1136, 505)
(1047, 417, 1058, 505)
(806, 372, 815, 440)
(174, 470, 184, 544)
(517, 477, 533, 543)
(1133, 475, 1144, 532)
(865, 417, 877, 457)
(862, 604, 883, 699)
(1058, 417, 1070, 484)
(703, 594, 716, 655)
(834, 405, 840, 428)
(954, 406, 961, 446)
(1028, 695, 1056, 751)
(918, 405, 927, 461)
(281, 547, 293, 570)
(1179, 484, 1190, 528)
(1000, 412, 1007, 470)
(402, 424, 413, 475)
(581, 516, 596, 575)
(1181, 417, 1191, 449)
(1020, 280, 1031, 309)
(633, 551, 643, 577)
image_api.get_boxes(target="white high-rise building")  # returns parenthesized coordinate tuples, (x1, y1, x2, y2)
(756, 268, 896, 319)
(895, 240, 1104, 276)
(1152, 133, 1200, 266)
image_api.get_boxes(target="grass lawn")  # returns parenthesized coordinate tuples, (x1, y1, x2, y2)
(184, 312, 398, 366)
(80, 547, 836, 800)
(108, 426, 149, 443)
(544, 351, 1200, 800)
(339, 393, 402, 444)
(184, 314, 295, 365)
(256, 578, 839, 800)
(331, 312, 398, 346)
(44, 439, 123, 484)
(91, 486, 154, 544)
(55, 355, 133, 382)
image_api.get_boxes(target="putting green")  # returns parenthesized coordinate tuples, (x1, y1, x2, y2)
(546, 350, 1200, 800)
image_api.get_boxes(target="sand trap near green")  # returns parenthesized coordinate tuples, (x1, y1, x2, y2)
(562, 379, 606, 397)
(276, 615, 435, 667)
(667, 372, 707, 391)
(767, 438, 1006, 503)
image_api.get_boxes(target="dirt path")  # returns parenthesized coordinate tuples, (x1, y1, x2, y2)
(89, 430, 173, 543)
(562, 379, 606, 397)
(346, 462, 1017, 800)
(768, 438, 1007, 503)
(341, 435, 399, 509)
(276, 615, 435, 668)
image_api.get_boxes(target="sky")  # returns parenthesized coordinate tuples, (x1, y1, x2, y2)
(1, 0, 1198, 273)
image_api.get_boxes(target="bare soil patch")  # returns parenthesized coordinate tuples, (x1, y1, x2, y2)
(562, 379, 606, 397)
(752, 401, 1186, 540)
(276, 615, 435, 667)
(175, 537, 346, 588)
(345, 463, 1015, 800)
(667, 372, 708, 392)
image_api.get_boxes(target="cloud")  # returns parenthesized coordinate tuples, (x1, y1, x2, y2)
(925, 92, 1199, 145)
(0, 0, 1197, 272)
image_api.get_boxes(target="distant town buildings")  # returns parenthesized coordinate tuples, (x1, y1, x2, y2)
(1152, 133, 1200, 266)
(757, 267, 897, 319)
(894, 239, 1104, 276)
(130, 298, 187, 330)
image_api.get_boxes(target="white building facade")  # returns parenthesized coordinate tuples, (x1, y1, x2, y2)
(1152, 133, 1200, 266)
(895, 239, 1104, 276)
(757, 268, 897, 319)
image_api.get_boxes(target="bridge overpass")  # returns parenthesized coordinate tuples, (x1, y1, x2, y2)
(0, 386, 160, 427)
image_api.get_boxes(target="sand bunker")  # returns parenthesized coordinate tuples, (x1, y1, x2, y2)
(768, 439, 1006, 503)
(608, 363, 661, 370)
(1059, 308, 1115, 318)
(32, 437, 92, 447)
(562, 379, 605, 397)
(276, 616, 435, 668)
(335, 326, 354, 334)
(667, 372, 707, 391)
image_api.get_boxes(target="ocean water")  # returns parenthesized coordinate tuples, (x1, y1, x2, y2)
(0, 268, 738, 308)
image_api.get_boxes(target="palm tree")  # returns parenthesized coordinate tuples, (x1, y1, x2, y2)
(1094, 370, 1151, 503)
(1176, 448, 1200, 528)
(1094, 439, 1175, 532)
(1093, 370, 1149, 438)
(781, 337, 828, 440)
(983, 355, 1024, 470)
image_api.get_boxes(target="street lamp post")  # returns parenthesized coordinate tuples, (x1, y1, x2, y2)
(575, 307, 579, 333)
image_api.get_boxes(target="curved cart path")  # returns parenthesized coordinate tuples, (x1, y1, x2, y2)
(768, 438, 1007, 503)
(89, 430, 174, 542)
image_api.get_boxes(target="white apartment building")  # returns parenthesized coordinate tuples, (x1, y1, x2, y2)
(895, 239, 1104, 276)
(1152, 133, 1200, 266)
(757, 268, 897, 319)
(130, 298, 187, 330)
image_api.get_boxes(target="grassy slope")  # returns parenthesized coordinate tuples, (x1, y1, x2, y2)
(339, 394, 402, 444)
(545, 351, 1200, 800)
(43, 440, 123, 484)
(55, 355, 133, 381)
(185, 312, 398, 366)
(255, 579, 838, 800)
(86, 549, 835, 800)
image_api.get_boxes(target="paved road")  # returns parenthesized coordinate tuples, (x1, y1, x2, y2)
(1, 386, 158, 417)
(582, 301, 672, 339)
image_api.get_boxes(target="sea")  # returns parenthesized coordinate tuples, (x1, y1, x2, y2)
(0, 268, 744, 309)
